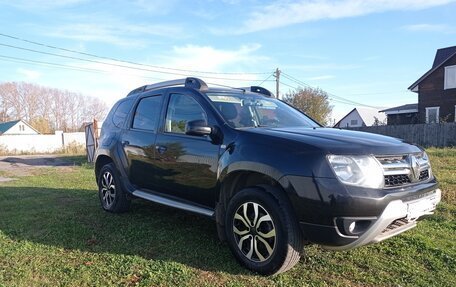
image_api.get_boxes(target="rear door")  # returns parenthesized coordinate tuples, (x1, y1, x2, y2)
(122, 94, 163, 190)
(151, 92, 220, 207)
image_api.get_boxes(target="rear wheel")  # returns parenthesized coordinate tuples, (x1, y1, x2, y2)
(98, 163, 130, 213)
(225, 187, 303, 275)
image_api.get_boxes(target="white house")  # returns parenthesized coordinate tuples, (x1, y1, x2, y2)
(0, 120, 40, 135)
(334, 107, 386, 128)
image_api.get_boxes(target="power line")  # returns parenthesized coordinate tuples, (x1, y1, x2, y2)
(0, 54, 167, 80)
(0, 42, 275, 82)
(280, 72, 386, 109)
(257, 73, 274, 86)
(0, 32, 271, 75)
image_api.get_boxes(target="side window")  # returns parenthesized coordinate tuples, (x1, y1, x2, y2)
(165, 94, 207, 134)
(133, 95, 162, 131)
(113, 99, 134, 128)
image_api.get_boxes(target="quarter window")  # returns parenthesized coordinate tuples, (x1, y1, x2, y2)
(165, 94, 207, 134)
(113, 99, 134, 128)
(133, 96, 162, 131)
(444, 65, 456, 89)
(425, 106, 440, 124)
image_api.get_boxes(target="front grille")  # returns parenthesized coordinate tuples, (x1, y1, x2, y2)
(382, 218, 409, 234)
(419, 170, 429, 181)
(385, 174, 411, 187)
(377, 153, 431, 188)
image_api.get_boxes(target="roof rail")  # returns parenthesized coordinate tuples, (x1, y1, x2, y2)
(127, 77, 208, 97)
(240, 86, 274, 97)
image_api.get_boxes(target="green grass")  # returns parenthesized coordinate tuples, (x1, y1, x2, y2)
(0, 151, 455, 287)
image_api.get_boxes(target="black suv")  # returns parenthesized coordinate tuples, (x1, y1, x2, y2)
(95, 77, 441, 275)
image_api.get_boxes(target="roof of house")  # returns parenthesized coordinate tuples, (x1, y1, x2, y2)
(0, 119, 40, 135)
(0, 120, 20, 134)
(334, 107, 386, 127)
(380, 103, 418, 113)
(356, 107, 386, 126)
(409, 46, 456, 91)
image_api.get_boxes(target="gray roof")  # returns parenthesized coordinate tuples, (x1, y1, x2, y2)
(380, 103, 418, 113)
(0, 120, 20, 134)
(334, 107, 386, 127)
(432, 46, 456, 68)
(409, 46, 456, 91)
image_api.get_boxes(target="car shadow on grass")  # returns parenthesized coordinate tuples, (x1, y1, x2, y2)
(0, 186, 248, 275)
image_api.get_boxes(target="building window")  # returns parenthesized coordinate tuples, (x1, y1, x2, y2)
(444, 65, 456, 89)
(425, 107, 440, 124)
(350, 119, 358, 126)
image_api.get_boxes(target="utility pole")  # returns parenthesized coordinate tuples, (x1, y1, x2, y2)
(274, 68, 281, 99)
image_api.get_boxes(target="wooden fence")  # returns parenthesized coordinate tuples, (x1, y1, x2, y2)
(346, 122, 456, 147)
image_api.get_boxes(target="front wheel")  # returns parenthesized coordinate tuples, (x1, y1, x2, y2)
(225, 187, 303, 275)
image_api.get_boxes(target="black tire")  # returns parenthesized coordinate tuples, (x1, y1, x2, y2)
(225, 186, 303, 275)
(97, 163, 130, 213)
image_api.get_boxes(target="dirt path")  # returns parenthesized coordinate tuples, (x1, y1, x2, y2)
(0, 155, 77, 181)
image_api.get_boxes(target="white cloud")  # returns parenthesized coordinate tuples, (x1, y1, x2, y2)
(46, 21, 186, 47)
(17, 68, 41, 80)
(53, 43, 269, 106)
(0, 0, 87, 10)
(132, 0, 179, 14)
(306, 75, 334, 81)
(148, 44, 271, 85)
(402, 23, 455, 33)
(282, 63, 361, 72)
(229, 0, 456, 34)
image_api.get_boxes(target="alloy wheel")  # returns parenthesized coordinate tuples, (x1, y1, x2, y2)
(232, 202, 277, 262)
(101, 171, 116, 207)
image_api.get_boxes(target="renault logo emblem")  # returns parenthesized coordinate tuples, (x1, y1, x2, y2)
(408, 155, 421, 182)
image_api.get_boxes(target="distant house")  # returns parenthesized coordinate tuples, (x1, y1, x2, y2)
(380, 103, 418, 125)
(334, 107, 386, 128)
(0, 120, 40, 135)
(409, 46, 456, 123)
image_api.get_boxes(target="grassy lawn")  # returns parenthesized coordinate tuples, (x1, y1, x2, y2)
(0, 150, 455, 287)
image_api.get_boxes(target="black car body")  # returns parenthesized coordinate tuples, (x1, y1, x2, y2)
(95, 78, 441, 275)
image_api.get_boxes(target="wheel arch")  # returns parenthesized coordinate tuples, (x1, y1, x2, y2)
(215, 166, 293, 242)
(95, 154, 113, 182)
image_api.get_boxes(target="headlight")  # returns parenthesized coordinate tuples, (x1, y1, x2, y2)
(327, 155, 384, 189)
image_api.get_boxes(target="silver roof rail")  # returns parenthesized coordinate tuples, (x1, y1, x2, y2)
(127, 77, 208, 97)
(145, 78, 187, 91)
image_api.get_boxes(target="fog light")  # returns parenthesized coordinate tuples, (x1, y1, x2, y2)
(348, 222, 356, 233)
(335, 217, 375, 237)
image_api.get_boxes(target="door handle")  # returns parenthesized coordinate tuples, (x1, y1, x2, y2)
(155, 145, 167, 154)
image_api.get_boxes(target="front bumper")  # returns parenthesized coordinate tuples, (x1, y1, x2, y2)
(298, 188, 441, 250)
(322, 188, 441, 250)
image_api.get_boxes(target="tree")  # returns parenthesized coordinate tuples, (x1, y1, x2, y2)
(0, 81, 108, 133)
(283, 86, 333, 126)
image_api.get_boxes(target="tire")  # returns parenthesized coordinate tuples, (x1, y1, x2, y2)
(97, 163, 130, 213)
(225, 186, 303, 275)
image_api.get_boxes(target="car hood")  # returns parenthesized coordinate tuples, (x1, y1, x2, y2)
(244, 127, 422, 155)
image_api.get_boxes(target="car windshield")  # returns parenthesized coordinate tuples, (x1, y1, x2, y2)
(206, 92, 320, 129)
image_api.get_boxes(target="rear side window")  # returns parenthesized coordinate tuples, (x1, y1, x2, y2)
(132, 95, 162, 131)
(112, 99, 134, 128)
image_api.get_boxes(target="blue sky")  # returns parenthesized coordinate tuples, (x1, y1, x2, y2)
(0, 0, 455, 122)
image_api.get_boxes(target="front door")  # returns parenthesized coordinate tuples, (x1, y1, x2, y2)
(152, 92, 220, 208)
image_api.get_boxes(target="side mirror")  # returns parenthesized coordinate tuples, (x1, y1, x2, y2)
(185, 119, 212, 136)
